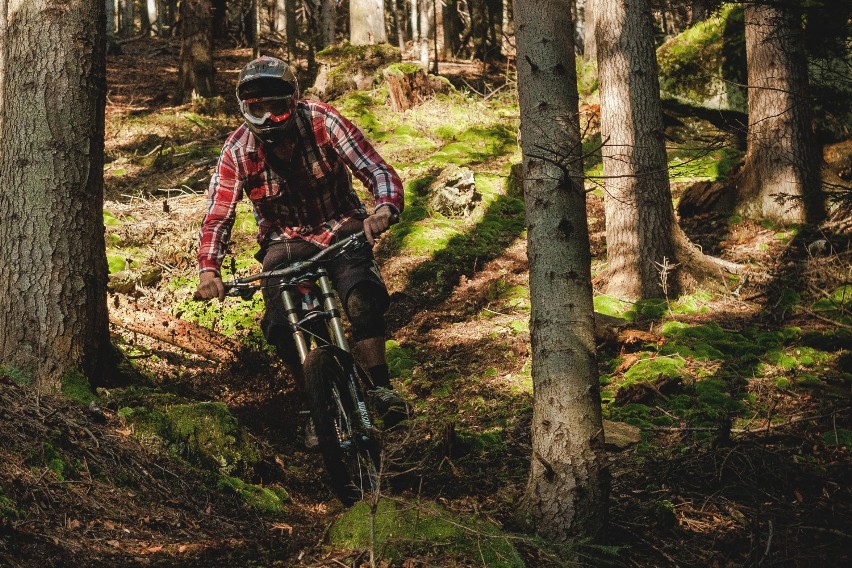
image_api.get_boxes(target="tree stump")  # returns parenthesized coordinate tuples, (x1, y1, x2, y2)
(383, 64, 433, 112)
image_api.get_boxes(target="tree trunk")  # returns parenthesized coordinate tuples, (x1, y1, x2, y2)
(319, 0, 336, 48)
(179, 0, 215, 102)
(583, 0, 596, 62)
(0, 0, 112, 392)
(106, 0, 116, 38)
(413, 0, 434, 69)
(350, 0, 388, 45)
(213, 0, 227, 39)
(734, 1, 824, 224)
(595, 0, 737, 300)
(442, 0, 462, 58)
(501, 0, 514, 59)
(391, 0, 407, 52)
(122, 0, 134, 35)
(384, 66, 433, 111)
(513, 0, 608, 543)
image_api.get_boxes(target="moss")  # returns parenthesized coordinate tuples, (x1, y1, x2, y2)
(594, 295, 635, 321)
(1, 365, 32, 386)
(0, 489, 21, 520)
(822, 429, 852, 448)
(317, 42, 401, 66)
(383, 62, 426, 76)
(330, 499, 524, 567)
(116, 392, 260, 476)
(386, 340, 416, 379)
(61, 369, 99, 405)
(623, 356, 686, 385)
(656, 4, 747, 111)
(216, 475, 289, 514)
(455, 428, 505, 455)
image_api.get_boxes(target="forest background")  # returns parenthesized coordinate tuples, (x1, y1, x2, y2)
(0, 0, 850, 566)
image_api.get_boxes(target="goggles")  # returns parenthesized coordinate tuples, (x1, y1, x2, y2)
(239, 95, 295, 126)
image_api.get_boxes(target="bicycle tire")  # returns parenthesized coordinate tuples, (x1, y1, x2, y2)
(302, 346, 381, 506)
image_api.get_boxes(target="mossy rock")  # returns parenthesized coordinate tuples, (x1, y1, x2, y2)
(656, 4, 747, 111)
(116, 393, 260, 476)
(311, 42, 402, 101)
(329, 499, 524, 567)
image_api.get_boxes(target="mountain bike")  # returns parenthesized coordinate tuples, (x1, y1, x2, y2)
(222, 231, 381, 506)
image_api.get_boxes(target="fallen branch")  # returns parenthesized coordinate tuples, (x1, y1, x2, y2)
(109, 301, 242, 362)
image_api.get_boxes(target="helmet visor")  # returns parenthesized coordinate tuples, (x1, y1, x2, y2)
(240, 95, 295, 126)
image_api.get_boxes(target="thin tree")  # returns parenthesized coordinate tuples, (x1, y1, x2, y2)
(595, 0, 738, 300)
(514, 0, 609, 542)
(178, 0, 215, 101)
(319, 0, 336, 48)
(733, 0, 824, 223)
(0, 0, 113, 392)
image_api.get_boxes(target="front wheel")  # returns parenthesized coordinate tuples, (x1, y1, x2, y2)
(303, 346, 381, 506)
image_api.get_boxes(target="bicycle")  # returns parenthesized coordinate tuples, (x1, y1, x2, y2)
(222, 231, 382, 506)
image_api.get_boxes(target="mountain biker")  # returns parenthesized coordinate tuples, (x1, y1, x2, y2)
(194, 55, 407, 428)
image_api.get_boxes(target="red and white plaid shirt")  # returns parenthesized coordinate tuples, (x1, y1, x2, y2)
(198, 100, 404, 274)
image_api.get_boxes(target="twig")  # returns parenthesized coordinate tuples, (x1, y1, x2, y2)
(731, 409, 847, 435)
(795, 306, 852, 330)
(759, 520, 774, 565)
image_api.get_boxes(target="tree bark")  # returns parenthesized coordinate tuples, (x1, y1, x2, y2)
(442, 0, 463, 58)
(178, 0, 215, 102)
(583, 0, 596, 62)
(384, 66, 433, 111)
(0, 0, 112, 392)
(596, 0, 737, 301)
(501, 0, 514, 59)
(514, 0, 608, 542)
(319, 0, 336, 48)
(734, 1, 824, 224)
(350, 0, 388, 45)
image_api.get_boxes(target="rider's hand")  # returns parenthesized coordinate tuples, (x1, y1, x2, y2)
(364, 206, 397, 245)
(194, 271, 225, 301)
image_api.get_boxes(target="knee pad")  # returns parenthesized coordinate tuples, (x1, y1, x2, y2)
(346, 284, 386, 342)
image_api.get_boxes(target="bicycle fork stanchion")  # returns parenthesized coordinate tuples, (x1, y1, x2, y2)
(281, 288, 312, 363)
(316, 269, 349, 351)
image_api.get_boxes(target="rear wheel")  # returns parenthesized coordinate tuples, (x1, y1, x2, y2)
(302, 346, 380, 506)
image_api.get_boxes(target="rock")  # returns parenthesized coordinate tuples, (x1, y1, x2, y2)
(603, 419, 642, 448)
(427, 165, 480, 218)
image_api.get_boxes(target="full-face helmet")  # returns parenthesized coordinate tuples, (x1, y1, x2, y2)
(236, 56, 300, 144)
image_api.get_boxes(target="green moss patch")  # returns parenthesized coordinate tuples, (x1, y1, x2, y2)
(216, 475, 289, 514)
(657, 4, 747, 111)
(386, 340, 416, 379)
(116, 392, 260, 476)
(0, 489, 22, 520)
(330, 499, 524, 567)
(61, 369, 99, 405)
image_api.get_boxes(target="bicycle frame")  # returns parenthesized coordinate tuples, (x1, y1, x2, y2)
(220, 230, 381, 504)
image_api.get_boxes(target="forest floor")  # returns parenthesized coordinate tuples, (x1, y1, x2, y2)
(1, 39, 851, 567)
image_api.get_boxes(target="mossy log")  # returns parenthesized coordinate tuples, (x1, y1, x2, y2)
(383, 64, 433, 112)
(109, 299, 241, 362)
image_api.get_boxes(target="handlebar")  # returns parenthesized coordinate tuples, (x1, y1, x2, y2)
(222, 231, 367, 297)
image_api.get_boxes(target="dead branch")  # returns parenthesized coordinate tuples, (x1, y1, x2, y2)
(109, 301, 242, 362)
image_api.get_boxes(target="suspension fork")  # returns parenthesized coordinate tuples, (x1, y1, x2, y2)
(315, 268, 349, 352)
(281, 288, 311, 364)
(281, 267, 350, 365)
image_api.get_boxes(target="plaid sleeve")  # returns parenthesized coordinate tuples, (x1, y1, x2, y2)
(322, 106, 404, 214)
(198, 145, 242, 275)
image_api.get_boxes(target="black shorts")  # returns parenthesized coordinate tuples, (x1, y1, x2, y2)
(256, 219, 389, 363)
